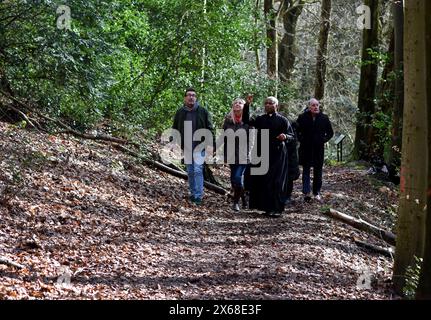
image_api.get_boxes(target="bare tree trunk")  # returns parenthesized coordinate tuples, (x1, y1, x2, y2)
(278, 0, 304, 82)
(388, 0, 404, 173)
(314, 0, 331, 101)
(264, 0, 278, 79)
(393, 0, 427, 295)
(353, 0, 380, 161)
(254, 0, 262, 71)
(374, 30, 395, 162)
(416, 0, 431, 300)
(201, 0, 207, 97)
(377, 30, 395, 115)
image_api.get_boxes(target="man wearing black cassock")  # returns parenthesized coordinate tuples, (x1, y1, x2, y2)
(243, 96, 292, 217)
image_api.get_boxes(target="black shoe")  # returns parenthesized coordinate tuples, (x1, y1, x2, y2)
(241, 191, 248, 209)
(304, 193, 312, 202)
(270, 212, 282, 218)
(284, 197, 293, 206)
(232, 203, 240, 212)
(265, 211, 282, 218)
(193, 198, 202, 206)
(314, 194, 322, 202)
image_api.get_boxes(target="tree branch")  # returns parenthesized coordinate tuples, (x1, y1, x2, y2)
(322, 207, 396, 246)
(0, 256, 25, 269)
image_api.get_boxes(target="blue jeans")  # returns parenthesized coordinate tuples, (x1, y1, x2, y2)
(186, 150, 205, 200)
(229, 164, 247, 188)
(302, 165, 323, 195)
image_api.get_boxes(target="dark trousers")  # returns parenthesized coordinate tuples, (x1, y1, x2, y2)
(285, 179, 294, 199)
(302, 165, 323, 195)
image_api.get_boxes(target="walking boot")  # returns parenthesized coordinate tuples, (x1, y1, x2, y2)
(241, 189, 248, 209)
(232, 203, 240, 211)
(232, 186, 241, 212)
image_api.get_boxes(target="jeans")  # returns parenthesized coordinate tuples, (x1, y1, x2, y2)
(229, 164, 247, 188)
(302, 165, 323, 195)
(185, 150, 205, 200)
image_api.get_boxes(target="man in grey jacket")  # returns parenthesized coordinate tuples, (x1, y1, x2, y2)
(172, 88, 214, 205)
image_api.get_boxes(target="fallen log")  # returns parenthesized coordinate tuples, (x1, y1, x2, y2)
(112, 144, 228, 195)
(354, 238, 395, 258)
(0, 90, 139, 147)
(0, 256, 25, 269)
(0, 90, 227, 195)
(322, 208, 396, 246)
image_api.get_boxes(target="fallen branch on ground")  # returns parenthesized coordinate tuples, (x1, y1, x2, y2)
(0, 90, 139, 147)
(0, 256, 25, 269)
(0, 104, 43, 131)
(0, 91, 227, 193)
(354, 238, 394, 258)
(0, 90, 186, 173)
(322, 207, 396, 246)
(113, 144, 227, 195)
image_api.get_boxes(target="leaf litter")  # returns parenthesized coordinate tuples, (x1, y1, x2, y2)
(0, 122, 399, 299)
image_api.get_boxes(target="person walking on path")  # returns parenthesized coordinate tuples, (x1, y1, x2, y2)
(244, 96, 292, 217)
(172, 87, 215, 205)
(296, 98, 334, 202)
(222, 97, 252, 212)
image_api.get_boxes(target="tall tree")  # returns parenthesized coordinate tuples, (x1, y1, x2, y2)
(353, 0, 380, 161)
(278, 0, 304, 82)
(416, 0, 431, 300)
(264, 0, 278, 79)
(377, 31, 394, 115)
(254, 0, 262, 71)
(388, 0, 404, 172)
(201, 0, 207, 94)
(373, 30, 394, 162)
(314, 0, 331, 101)
(393, 0, 427, 294)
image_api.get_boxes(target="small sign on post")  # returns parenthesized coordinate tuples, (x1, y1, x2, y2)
(335, 134, 346, 162)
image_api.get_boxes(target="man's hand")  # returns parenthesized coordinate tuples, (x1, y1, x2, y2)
(206, 145, 215, 156)
(246, 94, 254, 105)
(276, 134, 287, 141)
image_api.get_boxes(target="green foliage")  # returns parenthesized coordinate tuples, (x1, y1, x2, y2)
(371, 111, 392, 160)
(325, 159, 346, 167)
(1, 0, 270, 135)
(403, 256, 423, 299)
(319, 206, 331, 214)
(361, 48, 391, 67)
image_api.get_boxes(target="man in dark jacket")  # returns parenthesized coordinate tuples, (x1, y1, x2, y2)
(172, 88, 214, 205)
(296, 98, 334, 202)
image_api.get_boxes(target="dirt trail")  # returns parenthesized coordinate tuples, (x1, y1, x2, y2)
(0, 122, 398, 299)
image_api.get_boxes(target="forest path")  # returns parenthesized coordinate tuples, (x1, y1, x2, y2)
(0, 122, 398, 299)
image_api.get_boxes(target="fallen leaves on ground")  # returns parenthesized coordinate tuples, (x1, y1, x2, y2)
(0, 122, 399, 299)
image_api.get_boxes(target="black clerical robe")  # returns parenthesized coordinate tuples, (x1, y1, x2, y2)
(246, 112, 290, 213)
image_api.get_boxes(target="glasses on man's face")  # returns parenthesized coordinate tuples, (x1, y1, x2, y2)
(186, 93, 196, 97)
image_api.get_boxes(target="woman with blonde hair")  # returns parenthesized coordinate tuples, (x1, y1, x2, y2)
(222, 96, 253, 211)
